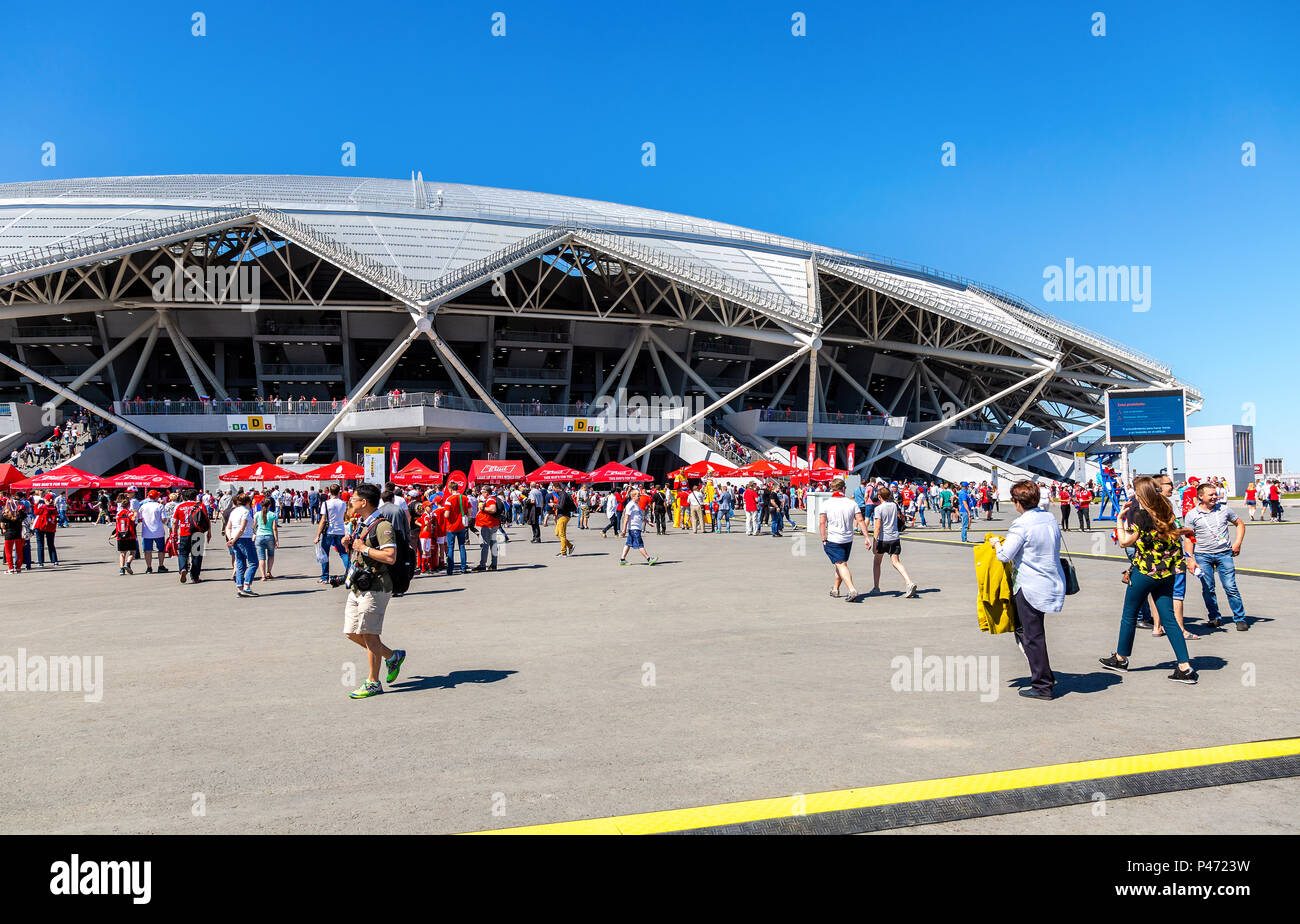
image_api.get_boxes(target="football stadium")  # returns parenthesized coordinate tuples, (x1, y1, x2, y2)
(0, 175, 1197, 482)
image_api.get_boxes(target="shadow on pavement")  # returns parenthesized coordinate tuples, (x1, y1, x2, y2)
(391, 669, 517, 693)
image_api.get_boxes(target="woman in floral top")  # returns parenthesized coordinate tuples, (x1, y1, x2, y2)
(1100, 476, 1198, 684)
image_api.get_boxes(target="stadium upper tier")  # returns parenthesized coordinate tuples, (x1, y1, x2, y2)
(0, 174, 1192, 396)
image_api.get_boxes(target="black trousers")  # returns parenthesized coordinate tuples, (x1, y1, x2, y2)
(1059, 503, 1071, 530)
(1013, 589, 1055, 694)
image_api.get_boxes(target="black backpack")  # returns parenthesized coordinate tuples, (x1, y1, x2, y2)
(359, 514, 416, 595)
(391, 539, 416, 596)
(188, 504, 210, 535)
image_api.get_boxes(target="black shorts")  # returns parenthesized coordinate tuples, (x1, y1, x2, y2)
(116, 538, 136, 552)
(874, 539, 902, 556)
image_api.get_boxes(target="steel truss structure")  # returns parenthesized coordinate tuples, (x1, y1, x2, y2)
(0, 175, 1198, 475)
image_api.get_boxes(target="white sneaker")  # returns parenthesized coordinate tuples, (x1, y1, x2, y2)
(905, 583, 919, 598)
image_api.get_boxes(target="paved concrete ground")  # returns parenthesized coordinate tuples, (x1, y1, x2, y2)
(1, 506, 1296, 835)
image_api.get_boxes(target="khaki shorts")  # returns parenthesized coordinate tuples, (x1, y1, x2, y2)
(344, 590, 392, 635)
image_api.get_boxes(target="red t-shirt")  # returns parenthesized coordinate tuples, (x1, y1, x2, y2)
(442, 492, 469, 531)
(475, 496, 500, 528)
(743, 489, 758, 512)
(173, 500, 197, 537)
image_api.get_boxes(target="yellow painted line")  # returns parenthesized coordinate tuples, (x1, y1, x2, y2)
(467, 737, 1300, 835)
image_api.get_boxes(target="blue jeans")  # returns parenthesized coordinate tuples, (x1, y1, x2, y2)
(1118, 570, 1190, 664)
(478, 526, 500, 567)
(232, 536, 259, 588)
(319, 533, 349, 580)
(940, 507, 952, 529)
(1195, 551, 1247, 623)
(959, 509, 970, 542)
(770, 512, 781, 536)
(447, 528, 469, 573)
(35, 531, 58, 565)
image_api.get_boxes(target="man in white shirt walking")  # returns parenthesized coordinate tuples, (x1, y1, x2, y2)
(137, 490, 169, 574)
(819, 478, 868, 602)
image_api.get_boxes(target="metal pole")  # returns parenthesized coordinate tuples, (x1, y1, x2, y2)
(48, 313, 158, 409)
(124, 317, 161, 399)
(858, 365, 1056, 469)
(806, 346, 817, 461)
(298, 324, 423, 462)
(820, 350, 890, 416)
(643, 328, 736, 413)
(422, 327, 545, 467)
(1010, 419, 1106, 468)
(986, 358, 1061, 451)
(166, 316, 231, 400)
(1165, 442, 1175, 479)
(621, 343, 813, 466)
(159, 310, 207, 399)
(0, 350, 203, 470)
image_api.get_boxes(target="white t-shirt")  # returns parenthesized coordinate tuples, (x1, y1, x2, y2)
(138, 500, 165, 538)
(821, 495, 859, 544)
(324, 497, 347, 535)
(226, 505, 254, 540)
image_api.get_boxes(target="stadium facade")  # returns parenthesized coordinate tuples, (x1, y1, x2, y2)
(0, 175, 1198, 485)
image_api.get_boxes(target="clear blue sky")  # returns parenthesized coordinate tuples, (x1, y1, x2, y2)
(3, 1, 1296, 472)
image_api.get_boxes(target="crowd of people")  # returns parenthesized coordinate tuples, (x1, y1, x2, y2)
(8, 409, 113, 473)
(1, 455, 1287, 701)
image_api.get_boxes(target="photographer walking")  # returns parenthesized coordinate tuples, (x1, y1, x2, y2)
(342, 483, 406, 700)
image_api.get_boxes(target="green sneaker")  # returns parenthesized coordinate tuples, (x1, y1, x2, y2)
(348, 681, 383, 699)
(619, 560, 629, 566)
(647, 557, 659, 566)
(385, 649, 406, 684)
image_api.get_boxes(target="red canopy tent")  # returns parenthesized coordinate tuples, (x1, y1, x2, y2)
(0, 463, 27, 489)
(12, 466, 108, 491)
(733, 458, 796, 478)
(391, 458, 441, 486)
(792, 459, 848, 484)
(301, 460, 365, 481)
(525, 461, 586, 483)
(667, 459, 737, 480)
(586, 461, 653, 484)
(219, 461, 299, 483)
(468, 459, 525, 484)
(106, 464, 193, 489)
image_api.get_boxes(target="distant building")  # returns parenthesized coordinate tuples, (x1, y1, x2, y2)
(1184, 424, 1254, 496)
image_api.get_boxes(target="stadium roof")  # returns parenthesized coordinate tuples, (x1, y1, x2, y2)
(0, 174, 1195, 397)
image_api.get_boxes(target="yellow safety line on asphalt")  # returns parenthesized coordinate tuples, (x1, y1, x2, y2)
(900, 535, 1300, 578)
(468, 737, 1300, 835)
